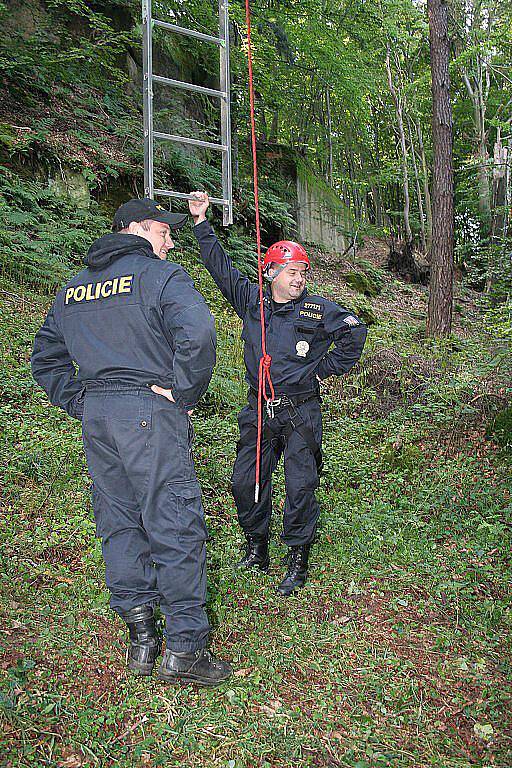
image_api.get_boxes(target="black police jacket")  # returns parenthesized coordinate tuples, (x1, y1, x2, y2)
(31, 232, 216, 417)
(194, 221, 367, 395)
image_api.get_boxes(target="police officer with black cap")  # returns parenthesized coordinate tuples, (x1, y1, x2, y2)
(188, 191, 367, 596)
(31, 198, 232, 686)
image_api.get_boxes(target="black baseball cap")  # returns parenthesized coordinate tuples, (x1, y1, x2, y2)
(112, 198, 188, 232)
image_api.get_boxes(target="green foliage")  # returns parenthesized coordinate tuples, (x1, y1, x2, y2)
(0, 167, 107, 292)
(0, 0, 135, 96)
(486, 406, 512, 451)
(1, 273, 512, 766)
(485, 298, 512, 340)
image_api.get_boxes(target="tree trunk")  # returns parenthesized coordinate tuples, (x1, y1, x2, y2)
(486, 129, 510, 291)
(491, 128, 509, 241)
(460, 0, 492, 225)
(385, 44, 413, 245)
(371, 187, 383, 226)
(326, 87, 333, 187)
(371, 105, 383, 226)
(416, 120, 433, 254)
(426, 0, 454, 338)
(269, 110, 279, 142)
(407, 117, 427, 253)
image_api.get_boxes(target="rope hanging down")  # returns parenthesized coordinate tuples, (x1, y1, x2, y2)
(244, 0, 275, 503)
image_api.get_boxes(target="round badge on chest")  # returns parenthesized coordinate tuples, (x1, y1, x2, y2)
(296, 340, 310, 357)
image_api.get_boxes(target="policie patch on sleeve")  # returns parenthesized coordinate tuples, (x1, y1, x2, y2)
(299, 301, 324, 321)
(65, 275, 134, 305)
(343, 315, 360, 326)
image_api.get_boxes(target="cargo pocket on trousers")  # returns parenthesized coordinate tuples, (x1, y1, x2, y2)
(166, 480, 209, 542)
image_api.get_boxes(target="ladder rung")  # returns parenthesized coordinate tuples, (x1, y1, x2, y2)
(153, 75, 226, 99)
(154, 189, 229, 206)
(153, 20, 222, 46)
(154, 131, 227, 152)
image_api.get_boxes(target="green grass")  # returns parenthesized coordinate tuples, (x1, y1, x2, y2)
(1, 275, 511, 768)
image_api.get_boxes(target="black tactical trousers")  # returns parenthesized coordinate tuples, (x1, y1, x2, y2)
(82, 385, 210, 652)
(231, 397, 322, 546)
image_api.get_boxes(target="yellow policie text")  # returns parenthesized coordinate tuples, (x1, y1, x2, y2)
(65, 275, 134, 305)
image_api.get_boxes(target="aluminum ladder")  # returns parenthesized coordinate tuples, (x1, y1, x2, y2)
(142, 0, 233, 225)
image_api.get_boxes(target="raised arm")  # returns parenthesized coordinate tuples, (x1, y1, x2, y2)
(189, 191, 258, 318)
(316, 305, 368, 380)
(31, 299, 85, 419)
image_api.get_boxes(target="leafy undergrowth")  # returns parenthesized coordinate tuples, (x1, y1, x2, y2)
(1, 262, 511, 767)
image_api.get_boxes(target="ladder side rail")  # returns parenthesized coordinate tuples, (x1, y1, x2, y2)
(219, 0, 233, 225)
(142, 0, 154, 198)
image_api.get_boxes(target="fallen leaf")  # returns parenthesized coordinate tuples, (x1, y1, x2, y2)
(474, 722, 494, 741)
(234, 668, 252, 677)
(58, 755, 83, 768)
(259, 699, 283, 717)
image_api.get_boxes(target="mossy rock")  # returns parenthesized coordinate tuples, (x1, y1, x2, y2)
(353, 299, 378, 326)
(486, 406, 512, 450)
(380, 442, 424, 472)
(0, 123, 21, 150)
(344, 271, 381, 297)
(48, 170, 91, 209)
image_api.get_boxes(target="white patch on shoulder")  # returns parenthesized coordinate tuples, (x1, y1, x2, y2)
(296, 340, 310, 357)
(343, 315, 359, 326)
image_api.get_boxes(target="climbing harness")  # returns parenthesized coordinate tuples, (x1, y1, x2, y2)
(250, 390, 324, 474)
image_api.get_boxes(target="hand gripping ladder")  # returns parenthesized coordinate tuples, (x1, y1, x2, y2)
(142, 0, 233, 225)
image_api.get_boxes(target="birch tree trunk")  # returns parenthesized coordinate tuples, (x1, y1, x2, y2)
(426, 0, 454, 337)
(385, 44, 413, 244)
(460, 1, 492, 223)
(371, 105, 383, 226)
(486, 129, 510, 291)
(416, 120, 433, 254)
(408, 117, 427, 253)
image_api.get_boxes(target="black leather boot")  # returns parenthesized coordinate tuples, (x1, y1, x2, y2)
(120, 604, 161, 676)
(277, 543, 311, 596)
(158, 648, 232, 687)
(236, 534, 270, 571)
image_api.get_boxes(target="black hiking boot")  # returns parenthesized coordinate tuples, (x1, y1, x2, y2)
(277, 543, 311, 596)
(236, 534, 270, 571)
(157, 648, 232, 687)
(120, 604, 161, 676)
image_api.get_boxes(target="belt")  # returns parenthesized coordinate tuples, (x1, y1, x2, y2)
(85, 381, 150, 393)
(249, 388, 319, 408)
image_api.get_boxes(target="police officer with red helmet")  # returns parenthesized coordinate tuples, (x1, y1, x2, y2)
(190, 192, 367, 595)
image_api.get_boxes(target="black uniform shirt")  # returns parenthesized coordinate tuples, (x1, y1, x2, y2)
(194, 220, 367, 395)
(31, 232, 216, 416)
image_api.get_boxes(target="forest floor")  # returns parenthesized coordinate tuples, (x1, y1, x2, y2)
(1, 239, 511, 768)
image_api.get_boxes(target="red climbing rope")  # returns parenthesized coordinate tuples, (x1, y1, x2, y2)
(244, 0, 275, 503)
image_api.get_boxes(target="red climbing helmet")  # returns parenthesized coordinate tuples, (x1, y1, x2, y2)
(262, 240, 310, 269)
